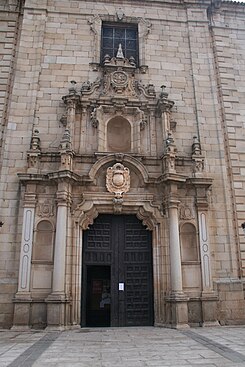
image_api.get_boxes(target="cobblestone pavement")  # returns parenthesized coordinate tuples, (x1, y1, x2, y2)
(1, 326, 245, 367)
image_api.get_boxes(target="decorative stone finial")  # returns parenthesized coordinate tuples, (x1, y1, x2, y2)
(116, 44, 124, 59)
(69, 80, 77, 95)
(116, 8, 124, 21)
(27, 129, 41, 171)
(60, 128, 71, 151)
(166, 131, 175, 150)
(81, 80, 91, 93)
(30, 129, 40, 151)
(192, 136, 205, 176)
(129, 56, 136, 67)
(160, 85, 168, 99)
(103, 54, 111, 64)
(163, 131, 177, 174)
(146, 84, 156, 96)
(192, 135, 201, 155)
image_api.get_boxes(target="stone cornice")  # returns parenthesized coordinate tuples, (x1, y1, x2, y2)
(187, 177, 213, 188)
(157, 173, 187, 184)
(18, 170, 81, 184)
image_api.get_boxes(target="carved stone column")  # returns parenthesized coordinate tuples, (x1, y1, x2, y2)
(46, 182, 71, 329)
(13, 191, 36, 329)
(165, 184, 189, 329)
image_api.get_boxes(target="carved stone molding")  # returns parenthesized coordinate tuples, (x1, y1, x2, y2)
(73, 197, 160, 232)
(138, 18, 152, 66)
(87, 15, 102, 64)
(88, 154, 150, 184)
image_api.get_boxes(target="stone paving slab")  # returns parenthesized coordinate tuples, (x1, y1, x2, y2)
(0, 327, 245, 367)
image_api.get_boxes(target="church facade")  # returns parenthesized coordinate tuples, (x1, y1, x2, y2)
(0, 0, 245, 329)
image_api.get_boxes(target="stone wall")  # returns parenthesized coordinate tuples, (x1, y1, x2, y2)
(211, 3, 245, 277)
(0, 0, 24, 329)
(0, 0, 245, 328)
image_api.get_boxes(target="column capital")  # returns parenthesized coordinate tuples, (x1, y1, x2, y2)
(56, 191, 71, 205)
(164, 192, 180, 210)
(23, 193, 37, 208)
(168, 197, 180, 209)
(196, 197, 209, 210)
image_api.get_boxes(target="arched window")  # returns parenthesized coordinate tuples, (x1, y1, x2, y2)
(32, 220, 54, 262)
(180, 223, 198, 262)
(107, 117, 131, 152)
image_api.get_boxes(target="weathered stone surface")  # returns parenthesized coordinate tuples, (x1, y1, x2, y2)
(0, 0, 245, 329)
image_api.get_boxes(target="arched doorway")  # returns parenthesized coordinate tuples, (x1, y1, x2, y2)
(81, 214, 154, 327)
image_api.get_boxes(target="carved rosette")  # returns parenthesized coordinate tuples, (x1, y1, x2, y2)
(111, 70, 128, 93)
(106, 163, 130, 199)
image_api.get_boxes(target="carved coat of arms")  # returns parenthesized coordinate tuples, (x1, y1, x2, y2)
(106, 163, 130, 199)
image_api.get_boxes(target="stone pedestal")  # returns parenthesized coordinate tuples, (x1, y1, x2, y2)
(201, 292, 219, 326)
(13, 195, 36, 329)
(46, 293, 70, 330)
(166, 292, 189, 329)
(12, 293, 32, 330)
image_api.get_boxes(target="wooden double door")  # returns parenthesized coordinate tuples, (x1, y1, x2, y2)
(81, 214, 154, 327)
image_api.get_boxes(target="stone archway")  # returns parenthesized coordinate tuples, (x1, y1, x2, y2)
(71, 199, 163, 327)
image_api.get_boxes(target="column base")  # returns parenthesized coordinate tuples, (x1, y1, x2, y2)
(165, 292, 190, 329)
(46, 292, 70, 328)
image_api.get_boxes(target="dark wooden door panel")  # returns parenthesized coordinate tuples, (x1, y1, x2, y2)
(123, 216, 153, 326)
(82, 214, 153, 327)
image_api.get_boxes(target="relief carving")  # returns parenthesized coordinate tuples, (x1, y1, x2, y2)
(88, 14, 101, 35)
(90, 107, 99, 128)
(179, 204, 194, 220)
(37, 199, 54, 218)
(139, 18, 152, 39)
(111, 70, 128, 93)
(106, 163, 130, 199)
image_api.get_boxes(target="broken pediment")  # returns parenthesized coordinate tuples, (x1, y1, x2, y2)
(79, 53, 158, 102)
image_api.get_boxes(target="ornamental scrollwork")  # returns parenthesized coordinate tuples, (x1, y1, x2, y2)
(106, 163, 130, 199)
